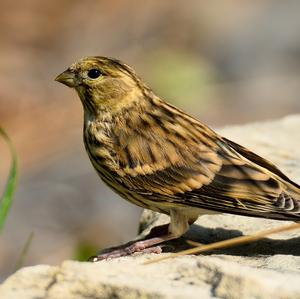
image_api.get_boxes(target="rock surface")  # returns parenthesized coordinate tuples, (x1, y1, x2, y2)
(1, 115, 300, 299)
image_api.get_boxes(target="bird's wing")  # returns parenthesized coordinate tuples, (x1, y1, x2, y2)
(114, 107, 300, 220)
(114, 109, 223, 195)
(186, 137, 300, 220)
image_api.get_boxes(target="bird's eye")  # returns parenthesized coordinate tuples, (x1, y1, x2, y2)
(87, 69, 102, 79)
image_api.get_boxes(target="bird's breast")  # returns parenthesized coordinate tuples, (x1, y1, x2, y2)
(83, 121, 118, 171)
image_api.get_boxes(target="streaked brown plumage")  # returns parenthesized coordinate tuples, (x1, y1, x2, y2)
(55, 56, 300, 260)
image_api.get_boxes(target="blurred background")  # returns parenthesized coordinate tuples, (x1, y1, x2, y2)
(1, 0, 300, 279)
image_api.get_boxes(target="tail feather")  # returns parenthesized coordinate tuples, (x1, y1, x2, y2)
(275, 192, 300, 214)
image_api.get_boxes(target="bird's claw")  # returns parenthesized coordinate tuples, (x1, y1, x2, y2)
(89, 244, 163, 262)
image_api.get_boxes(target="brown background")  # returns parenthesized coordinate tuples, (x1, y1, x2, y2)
(1, 0, 300, 279)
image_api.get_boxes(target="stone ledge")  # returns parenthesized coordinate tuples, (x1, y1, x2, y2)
(1, 256, 300, 299)
(0, 255, 300, 299)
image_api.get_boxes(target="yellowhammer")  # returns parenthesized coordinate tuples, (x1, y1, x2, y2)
(55, 56, 300, 261)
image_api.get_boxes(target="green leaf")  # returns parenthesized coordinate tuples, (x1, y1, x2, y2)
(0, 127, 18, 232)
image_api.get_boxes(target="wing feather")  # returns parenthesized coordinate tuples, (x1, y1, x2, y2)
(113, 103, 300, 220)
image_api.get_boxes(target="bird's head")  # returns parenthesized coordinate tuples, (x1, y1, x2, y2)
(55, 56, 146, 114)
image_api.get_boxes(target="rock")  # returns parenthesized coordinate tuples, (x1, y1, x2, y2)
(1, 257, 300, 299)
(1, 115, 300, 299)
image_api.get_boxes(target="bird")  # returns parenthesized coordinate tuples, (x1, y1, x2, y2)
(55, 56, 300, 261)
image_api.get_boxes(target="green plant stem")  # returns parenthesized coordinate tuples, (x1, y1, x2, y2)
(0, 127, 18, 232)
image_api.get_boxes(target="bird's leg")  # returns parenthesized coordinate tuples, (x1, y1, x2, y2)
(90, 210, 191, 262)
(89, 224, 174, 262)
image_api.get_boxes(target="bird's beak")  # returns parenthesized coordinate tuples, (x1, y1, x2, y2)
(55, 69, 76, 88)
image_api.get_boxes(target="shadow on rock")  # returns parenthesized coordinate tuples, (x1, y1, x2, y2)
(163, 224, 300, 256)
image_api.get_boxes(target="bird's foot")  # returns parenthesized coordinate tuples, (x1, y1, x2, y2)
(89, 224, 177, 262)
(89, 240, 163, 262)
